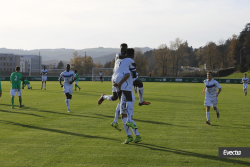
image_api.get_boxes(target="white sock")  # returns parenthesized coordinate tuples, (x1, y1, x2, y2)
(138, 87, 144, 103)
(125, 101, 133, 123)
(215, 108, 219, 113)
(103, 95, 113, 101)
(44, 83, 46, 88)
(122, 117, 131, 136)
(206, 111, 210, 122)
(114, 103, 120, 124)
(131, 120, 139, 136)
(65, 99, 70, 111)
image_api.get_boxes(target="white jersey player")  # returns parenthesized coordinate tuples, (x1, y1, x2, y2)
(59, 64, 76, 112)
(119, 64, 142, 144)
(41, 66, 47, 90)
(242, 74, 249, 96)
(113, 47, 140, 144)
(98, 45, 140, 144)
(202, 71, 222, 125)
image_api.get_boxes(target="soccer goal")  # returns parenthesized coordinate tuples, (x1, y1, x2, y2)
(92, 68, 113, 81)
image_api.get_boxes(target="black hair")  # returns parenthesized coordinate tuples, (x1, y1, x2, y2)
(16, 66, 20, 71)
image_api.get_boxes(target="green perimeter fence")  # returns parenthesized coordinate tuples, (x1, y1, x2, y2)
(0, 76, 243, 84)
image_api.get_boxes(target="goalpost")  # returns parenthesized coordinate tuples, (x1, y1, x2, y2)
(92, 68, 113, 81)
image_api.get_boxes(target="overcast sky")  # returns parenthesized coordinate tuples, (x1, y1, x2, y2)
(0, 0, 249, 50)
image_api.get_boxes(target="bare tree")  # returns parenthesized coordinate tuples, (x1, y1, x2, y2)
(134, 48, 149, 76)
(170, 38, 188, 76)
(153, 44, 169, 77)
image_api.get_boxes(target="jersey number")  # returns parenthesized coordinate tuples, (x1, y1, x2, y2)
(14, 76, 17, 81)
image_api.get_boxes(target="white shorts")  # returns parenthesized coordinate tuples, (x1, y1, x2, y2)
(63, 84, 73, 95)
(120, 92, 135, 115)
(75, 81, 79, 84)
(42, 76, 47, 81)
(10, 89, 21, 96)
(243, 83, 248, 89)
(204, 97, 218, 107)
(27, 84, 30, 88)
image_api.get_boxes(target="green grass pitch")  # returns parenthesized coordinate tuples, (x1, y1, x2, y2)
(0, 81, 250, 166)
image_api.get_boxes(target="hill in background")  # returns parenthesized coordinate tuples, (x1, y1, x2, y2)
(0, 47, 152, 65)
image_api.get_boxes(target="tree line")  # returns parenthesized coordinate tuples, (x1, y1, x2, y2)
(70, 23, 250, 77)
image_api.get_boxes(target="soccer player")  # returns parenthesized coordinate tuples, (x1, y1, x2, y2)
(133, 73, 151, 106)
(119, 50, 142, 144)
(59, 64, 76, 112)
(99, 71, 103, 83)
(99, 44, 136, 128)
(22, 79, 32, 89)
(74, 70, 81, 91)
(10, 66, 23, 108)
(242, 74, 249, 96)
(41, 66, 47, 90)
(202, 71, 222, 125)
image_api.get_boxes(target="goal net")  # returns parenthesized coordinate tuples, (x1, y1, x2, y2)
(92, 68, 113, 81)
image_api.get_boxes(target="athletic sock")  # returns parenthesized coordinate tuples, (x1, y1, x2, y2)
(138, 87, 144, 103)
(121, 117, 131, 136)
(103, 95, 113, 101)
(44, 83, 46, 89)
(215, 108, 219, 114)
(206, 111, 210, 122)
(114, 103, 120, 124)
(65, 99, 70, 111)
(19, 98, 22, 106)
(126, 101, 133, 123)
(75, 85, 77, 90)
(11, 97, 14, 107)
(131, 120, 139, 136)
(41, 82, 43, 88)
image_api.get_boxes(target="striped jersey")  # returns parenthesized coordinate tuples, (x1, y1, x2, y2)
(204, 79, 221, 97)
(60, 70, 75, 85)
(41, 70, 48, 76)
(242, 77, 249, 84)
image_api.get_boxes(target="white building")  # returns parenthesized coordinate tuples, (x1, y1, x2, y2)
(19, 55, 42, 73)
(20, 57, 31, 72)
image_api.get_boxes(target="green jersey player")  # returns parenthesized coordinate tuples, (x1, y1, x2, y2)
(22, 79, 32, 89)
(74, 70, 81, 91)
(10, 66, 23, 108)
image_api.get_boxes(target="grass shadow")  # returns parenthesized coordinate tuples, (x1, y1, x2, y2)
(0, 109, 45, 118)
(134, 143, 250, 166)
(0, 120, 119, 141)
(23, 106, 105, 120)
(1, 104, 105, 120)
